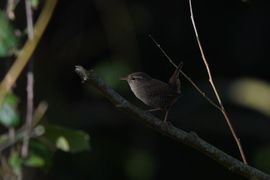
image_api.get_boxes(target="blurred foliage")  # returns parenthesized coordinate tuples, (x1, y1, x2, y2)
(230, 78, 270, 116)
(8, 146, 47, 177)
(0, 10, 17, 57)
(253, 147, 270, 174)
(0, 1, 92, 179)
(44, 123, 90, 153)
(125, 149, 156, 180)
(28, 139, 53, 170)
(94, 61, 131, 89)
(56, 136, 70, 152)
(31, 0, 40, 9)
(8, 151, 22, 177)
(0, 93, 20, 127)
(24, 153, 45, 167)
(0, 122, 91, 179)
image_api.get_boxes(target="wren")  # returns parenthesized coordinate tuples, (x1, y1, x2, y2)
(121, 62, 183, 122)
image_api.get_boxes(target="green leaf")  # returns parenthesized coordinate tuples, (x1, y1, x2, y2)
(8, 151, 22, 176)
(24, 153, 45, 167)
(29, 139, 54, 170)
(0, 93, 19, 127)
(44, 123, 90, 153)
(0, 11, 17, 57)
(56, 136, 70, 152)
(31, 0, 39, 9)
(4, 93, 18, 105)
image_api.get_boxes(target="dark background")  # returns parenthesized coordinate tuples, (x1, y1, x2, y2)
(5, 0, 270, 179)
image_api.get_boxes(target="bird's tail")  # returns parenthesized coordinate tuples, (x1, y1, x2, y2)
(168, 61, 183, 93)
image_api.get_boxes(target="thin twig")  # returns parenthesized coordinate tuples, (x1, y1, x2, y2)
(188, 0, 247, 164)
(21, 72, 34, 157)
(74, 66, 270, 179)
(25, 0, 34, 39)
(8, 128, 15, 148)
(0, 126, 45, 152)
(32, 101, 48, 127)
(0, 0, 58, 105)
(22, 0, 35, 158)
(148, 34, 220, 110)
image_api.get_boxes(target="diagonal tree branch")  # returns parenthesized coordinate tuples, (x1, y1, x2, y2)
(75, 65, 270, 180)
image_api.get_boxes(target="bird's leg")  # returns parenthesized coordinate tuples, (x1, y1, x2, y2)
(147, 108, 162, 112)
(163, 110, 169, 122)
(160, 109, 172, 130)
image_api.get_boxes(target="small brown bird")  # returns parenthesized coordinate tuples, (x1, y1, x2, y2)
(121, 62, 183, 122)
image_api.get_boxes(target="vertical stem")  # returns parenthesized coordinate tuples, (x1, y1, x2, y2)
(8, 128, 15, 145)
(25, 0, 34, 39)
(21, 0, 34, 158)
(21, 70, 34, 157)
(188, 0, 247, 164)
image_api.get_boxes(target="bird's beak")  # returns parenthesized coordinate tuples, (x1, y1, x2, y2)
(120, 76, 128, 81)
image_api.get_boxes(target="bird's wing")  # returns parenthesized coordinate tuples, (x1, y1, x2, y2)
(145, 79, 179, 97)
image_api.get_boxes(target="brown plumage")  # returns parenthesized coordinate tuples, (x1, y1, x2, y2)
(121, 62, 182, 122)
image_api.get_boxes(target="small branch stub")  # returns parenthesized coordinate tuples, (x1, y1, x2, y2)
(75, 65, 89, 83)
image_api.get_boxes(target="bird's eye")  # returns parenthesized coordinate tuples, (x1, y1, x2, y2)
(130, 77, 135, 80)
